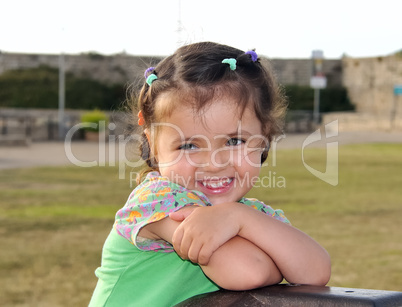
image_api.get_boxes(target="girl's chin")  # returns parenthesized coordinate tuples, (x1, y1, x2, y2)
(207, 197, 233, 205)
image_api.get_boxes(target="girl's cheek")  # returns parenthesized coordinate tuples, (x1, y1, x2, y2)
(181, 153, 209, 169)
(240, 150, 262, 167)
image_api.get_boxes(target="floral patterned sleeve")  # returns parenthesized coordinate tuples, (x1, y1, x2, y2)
(114, 172, 211, 252)
(239, 197, 291, 225)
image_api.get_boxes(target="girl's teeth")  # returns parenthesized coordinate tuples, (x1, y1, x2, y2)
(202, 178, 232, 188)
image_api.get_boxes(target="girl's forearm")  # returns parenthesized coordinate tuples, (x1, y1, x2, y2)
(143, 212, 283, 290)
(235, 203, 331, 286)
(153, 203, 330, 286)
(200, 236, 283, 290)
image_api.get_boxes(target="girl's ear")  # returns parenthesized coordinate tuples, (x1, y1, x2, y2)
(144, 129, 152, 152)
(144, 129, 150, 143)
(260, 137, 270, 164)
(261, 148, 269, 164)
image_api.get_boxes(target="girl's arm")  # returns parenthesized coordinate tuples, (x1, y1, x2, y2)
(170, 203, 331, 286)
(200, 236, 283, 290)
(235, 203, 331, 286)
(139, 208, 283, 290)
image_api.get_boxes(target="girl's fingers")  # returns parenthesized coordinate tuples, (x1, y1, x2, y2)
(169, 206, 197, 221)
(169, 211, 187, 222)
(197, 244, 213, 266)
(172, 226, 184, 253)
(187, 241, 204, 264)
(178, 232, 193, 260)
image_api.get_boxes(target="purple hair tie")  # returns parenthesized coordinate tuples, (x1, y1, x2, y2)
(245, 50, 258, 62)
(144, 67, 155, 78)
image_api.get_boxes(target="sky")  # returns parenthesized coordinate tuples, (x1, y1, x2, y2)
(1, 0, 400, 59)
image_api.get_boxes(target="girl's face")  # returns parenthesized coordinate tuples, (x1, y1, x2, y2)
(152, 96, 265, 205)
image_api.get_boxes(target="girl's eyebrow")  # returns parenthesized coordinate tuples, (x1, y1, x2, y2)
(171, 135, 210, 143)
(170, 131, 254, 144)
(170, 136, 189, 144)
(220, 130, 253, 137)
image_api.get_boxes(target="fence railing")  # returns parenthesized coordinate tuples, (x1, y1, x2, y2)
(285, 110, 318, 133)
(0, 113, 33, 145)
(176, 284, 402, 306)
(0, 108, 320, 146)
(0, 108, 129, 145)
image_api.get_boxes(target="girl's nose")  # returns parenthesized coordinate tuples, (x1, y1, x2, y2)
(202, 148, 233, 172)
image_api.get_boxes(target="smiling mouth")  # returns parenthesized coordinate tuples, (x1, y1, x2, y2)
(199, 177, 233, 189)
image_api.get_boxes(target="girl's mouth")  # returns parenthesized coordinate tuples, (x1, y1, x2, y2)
(197, 177, 234, 194)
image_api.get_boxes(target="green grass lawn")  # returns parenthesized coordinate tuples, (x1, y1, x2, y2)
(0, 143, 401, 306)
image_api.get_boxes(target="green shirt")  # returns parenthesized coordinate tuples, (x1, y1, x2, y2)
(89, 230, 219, 307)
(89, 172, 289, 306)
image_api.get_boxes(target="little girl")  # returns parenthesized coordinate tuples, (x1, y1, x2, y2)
(89, 42, 331, 306)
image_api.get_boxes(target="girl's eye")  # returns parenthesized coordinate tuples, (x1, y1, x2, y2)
(226, 138, 244, 146)
(179, 143, 198, 150)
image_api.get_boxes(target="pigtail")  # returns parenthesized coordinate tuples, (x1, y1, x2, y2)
(139, 132, 152, 167)
(135, 131, 159, 185)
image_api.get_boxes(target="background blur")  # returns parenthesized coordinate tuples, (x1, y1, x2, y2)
(1, 0, 401, 139)
(0, 0, 401, 306)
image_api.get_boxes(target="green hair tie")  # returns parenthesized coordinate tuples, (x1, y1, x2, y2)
(146, 74, 158, 86)
(222, 58, 237, 71)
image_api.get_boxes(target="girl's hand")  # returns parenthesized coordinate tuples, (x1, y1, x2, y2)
(170, 203, 241, 265)
(169, 206, 197, 222)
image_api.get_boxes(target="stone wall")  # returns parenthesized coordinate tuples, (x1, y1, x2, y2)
(0, 52, 161, 85)
(270, 58, 342, 87)
(4, 50, 401, 132)
(322, 54, 402, 131)
(342, 54, 402, 116)
(322, 112, 402, 132)
(0, 51, 342, 87)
